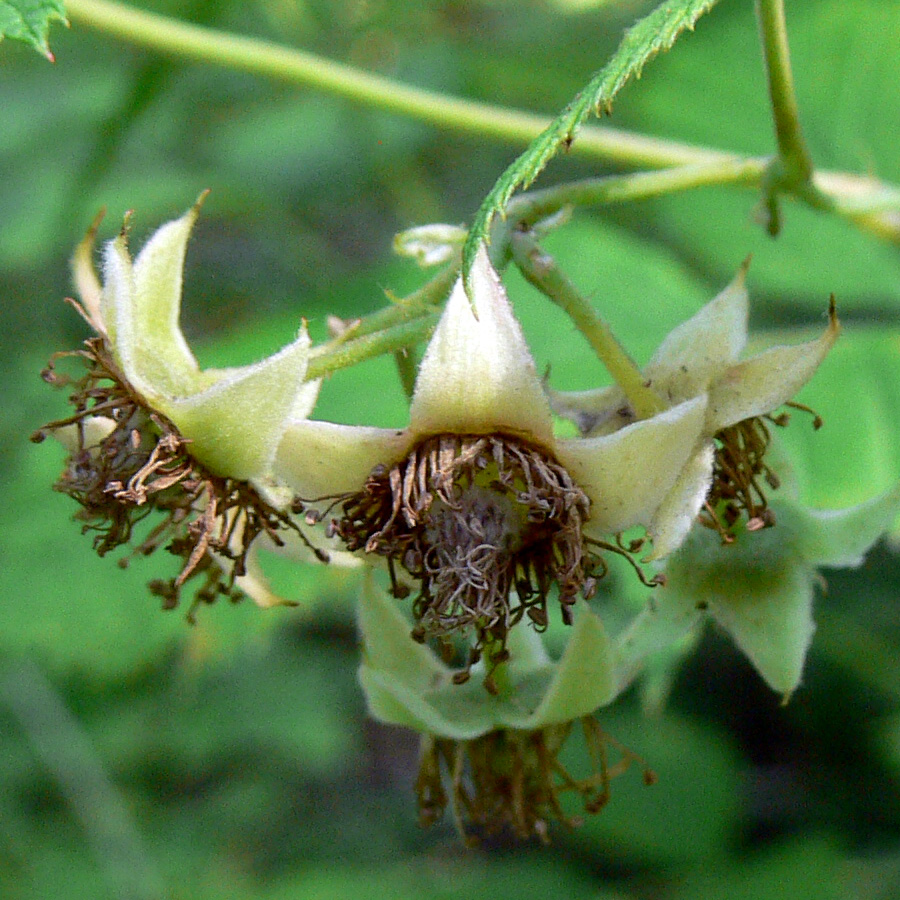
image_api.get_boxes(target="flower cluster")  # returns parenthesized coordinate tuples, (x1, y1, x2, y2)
(37, 202, 899, 843)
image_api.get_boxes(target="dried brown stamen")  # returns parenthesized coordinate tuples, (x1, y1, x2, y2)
(701, 404, 822, 541)
(333, 433, 615, 682)
(415, 718, 654, 844)
(32, 337, 325, 619)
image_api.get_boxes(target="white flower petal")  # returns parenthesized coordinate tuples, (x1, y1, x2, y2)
(408, 244, 554, 446)
(51, 415, 116, 454)
(557, 395, 707, 534)
(275, 420, 408, 500)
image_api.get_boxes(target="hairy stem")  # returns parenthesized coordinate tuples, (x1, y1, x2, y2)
(504, 158, 764, 238)
(65, 0, 900, 244)
(510, 230, 664, 419)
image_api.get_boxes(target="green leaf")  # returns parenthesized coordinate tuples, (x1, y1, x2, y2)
(0, 0, 67, 59)
(463, 0, 720, 285)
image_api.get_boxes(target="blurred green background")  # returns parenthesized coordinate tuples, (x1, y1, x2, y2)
(3, 0, 900, 897)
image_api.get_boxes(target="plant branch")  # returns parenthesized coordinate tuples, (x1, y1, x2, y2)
(65, 0, 714, 169)
(306, 265, 454, 378)
(510, 230, 664, 419)
(755, 0, 813, 184)
(65, 0, 900, 245)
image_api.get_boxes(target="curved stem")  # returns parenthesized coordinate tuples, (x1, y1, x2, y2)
(65, 0, 711, 168)
(65, 0, 900, 245)
(505, 157, 765, 234)
(306, 313, 438, 381)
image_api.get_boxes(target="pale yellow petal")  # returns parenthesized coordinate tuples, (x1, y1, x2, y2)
(70, 212, 105, 335)
(129, 203, 204, 397)
(275, 420, 409, 500)
(556, 395, 708, 534)
(408, 244, 554, 446)
(525, 608, 617, 726)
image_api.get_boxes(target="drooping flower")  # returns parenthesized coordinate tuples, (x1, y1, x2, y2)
(357, 576, 651, 842)
(549, 263, 840, 558)
(34, 197, 325, 613)
(274, 245, 708, 674)
(616, 486, 900, 699)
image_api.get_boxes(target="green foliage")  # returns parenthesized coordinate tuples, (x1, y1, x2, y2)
(0, 0, 66, 58)
(3, 0, 900, 897)
(463, 0, 720, 284)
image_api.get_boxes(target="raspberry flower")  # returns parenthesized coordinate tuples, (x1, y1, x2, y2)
(34, 198, 322, 613)
(358, 576, 650, 841)
(549, 263, 840, 558)
(275, 246, 707, 674)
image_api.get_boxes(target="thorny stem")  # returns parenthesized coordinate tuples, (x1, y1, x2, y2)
(509, 230, 665, 419)
(65, 0, 900, 244)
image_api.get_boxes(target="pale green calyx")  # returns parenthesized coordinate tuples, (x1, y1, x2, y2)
(357, 576, 617, 740)
(275, 243, 707, 536)
(80, 197, 319, 490)
(629, 486, 900, 699)
(549, 264, 840, 558)
(274, 243, 707, 668)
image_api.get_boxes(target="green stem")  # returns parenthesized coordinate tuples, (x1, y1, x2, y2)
(755, 0, 813, 184)
(306, 264, 455, 378)
(308, 313, 439, 381)
(66, 0, 708, 168)
(65, 0, 900, 245)
(505, 158, 765, 237)
(510, 230, 664, 419)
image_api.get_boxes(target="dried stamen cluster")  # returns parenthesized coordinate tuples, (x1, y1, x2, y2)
(32, 338, 323, 619)
(702, 402, 822, 541)
(332, 433, 597, 681)
(415, 718, 655, 844)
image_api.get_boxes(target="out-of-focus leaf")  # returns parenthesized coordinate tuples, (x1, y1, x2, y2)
(464, 0, 721, 280)
(235, 858, 628, 900)
(671, 835, 846, 900)
(566, 707, 741, 862)
(772, 328, 900, 518)
(0, 0, 66, 59)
